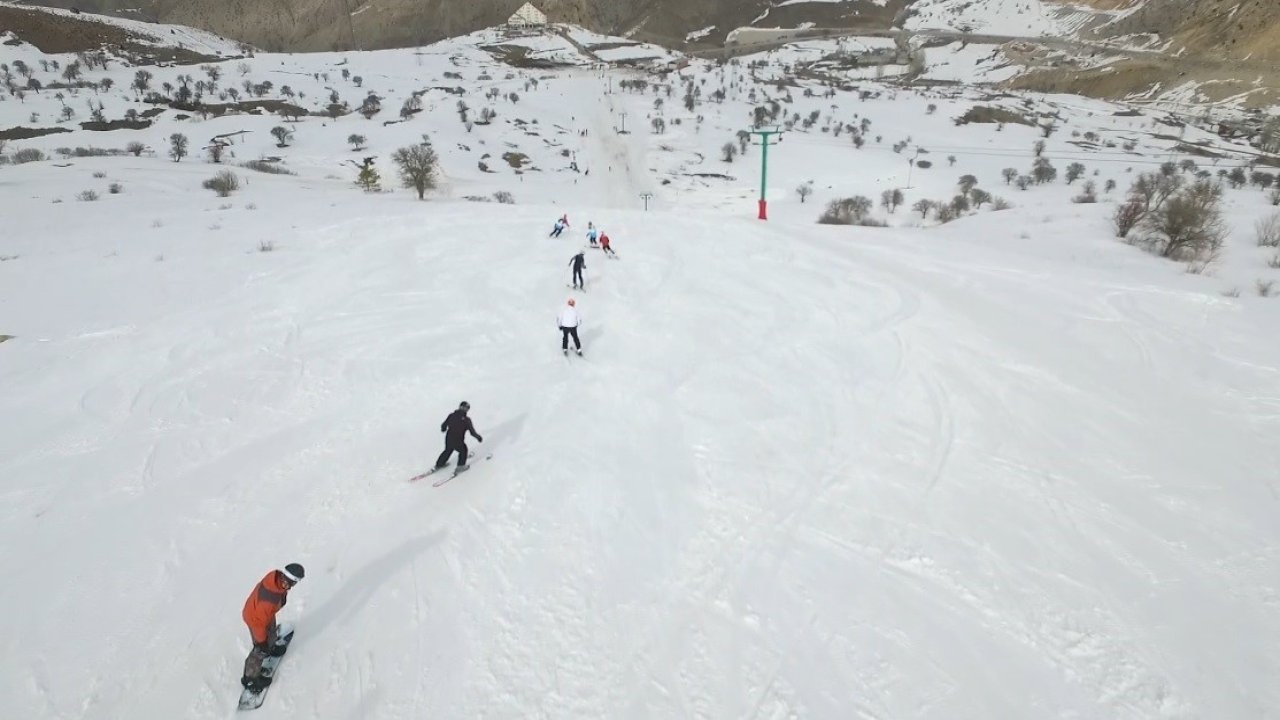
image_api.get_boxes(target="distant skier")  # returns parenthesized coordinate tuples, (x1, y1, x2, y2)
(585, 222, 600, 248)
(436, 401, 483, 471)
(558, 298, 582, 356)
(569, 251, 587, 290)
(241, 563, 305, 693)
(599, 232, 616, 258)
(550, 218, 567, 238)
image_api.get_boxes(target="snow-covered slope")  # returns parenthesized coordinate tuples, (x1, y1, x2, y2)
(2, 16, 1280, 720)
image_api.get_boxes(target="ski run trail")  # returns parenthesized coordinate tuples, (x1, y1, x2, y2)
(2, 13, 1280, 720)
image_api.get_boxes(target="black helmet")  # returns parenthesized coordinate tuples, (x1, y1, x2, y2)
(282, 563, 305, 583)
(460, 401, 470, 411)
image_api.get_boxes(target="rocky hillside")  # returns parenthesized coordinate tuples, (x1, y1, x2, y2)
(10, 0, 905, 51)
(1096, 0, 1280, 63)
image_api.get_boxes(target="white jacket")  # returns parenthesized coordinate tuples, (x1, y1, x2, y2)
(557, 305, 581, 328)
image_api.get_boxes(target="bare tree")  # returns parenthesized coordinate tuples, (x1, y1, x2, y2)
(881, 188, 904, 213)
(796, 183, 813, 204)
(392, 137, 440, 200)
(169, 133, 189, 162)
(270, 126, 293, 147)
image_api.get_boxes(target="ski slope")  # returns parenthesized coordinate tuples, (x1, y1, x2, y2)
(2, 155, 1280, 719)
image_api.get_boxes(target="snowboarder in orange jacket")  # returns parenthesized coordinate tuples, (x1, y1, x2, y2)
(241, 563, 304, 692)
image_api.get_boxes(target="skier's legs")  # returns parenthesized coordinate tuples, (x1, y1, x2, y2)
(435, 446, 454, 468)
(569, 327, 581, 350)
(457, 443, 469, 467)
(573, 268, 584, 287)
(560, 327, 570, 350)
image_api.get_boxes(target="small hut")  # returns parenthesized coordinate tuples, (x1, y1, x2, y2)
(507, 3, 548, 30)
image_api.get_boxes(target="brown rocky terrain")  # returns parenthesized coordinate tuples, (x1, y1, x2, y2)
(1007, 0, 1280, 108)
(9, 0, 907, 51)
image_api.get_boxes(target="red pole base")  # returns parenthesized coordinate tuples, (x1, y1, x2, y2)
(757, 199, 768, 220)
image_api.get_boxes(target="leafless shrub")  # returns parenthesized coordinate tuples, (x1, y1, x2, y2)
(1257, 279, 1276, 298)
(1140, 180, 1226, 263)
(258, 240, 276, 253)
(1072, 181, 1098, 204)
(77, 190, 100, 202)
(493, 191, 515, 204)
(1221, 287, 1241, 298)
(817, 196, 873, 225)
(241, 160, 295, 175)
(991, 197, 1012, 211)
(93, 171, 107, 179)
(108, 183, 123, 194)
(12, 148, 46, 164)
(934, 202, 959, 224)
(1255, 213, 1280, 247)
(1113, 201, 1143, 238)
(202, 170, 241, 197)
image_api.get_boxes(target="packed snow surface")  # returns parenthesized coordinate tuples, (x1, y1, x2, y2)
(1, 16, 1279, 720)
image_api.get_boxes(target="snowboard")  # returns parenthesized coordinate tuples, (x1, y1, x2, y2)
(237, 625, 295, 712)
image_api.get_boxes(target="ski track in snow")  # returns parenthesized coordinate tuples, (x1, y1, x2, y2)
(3, 197, 1279, 719)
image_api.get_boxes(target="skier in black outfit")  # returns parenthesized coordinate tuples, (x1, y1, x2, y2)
(436, 401, 483, 470)
(569, 251, 586, 290)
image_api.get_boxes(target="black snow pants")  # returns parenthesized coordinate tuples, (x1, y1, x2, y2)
(436, 439, 469, 468)
(561, 326, 581, 351)
(572, 267, 584, 288)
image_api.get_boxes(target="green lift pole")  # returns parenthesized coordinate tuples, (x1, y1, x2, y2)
(749, 128, 783, 220)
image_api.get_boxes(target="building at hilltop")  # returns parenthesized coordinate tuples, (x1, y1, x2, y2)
(507, 3, 548, 30)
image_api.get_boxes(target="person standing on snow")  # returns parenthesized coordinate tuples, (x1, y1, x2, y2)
(558, 298, 583, 356)
(569, 251, 587, 290)
(436, 401, 483, 470)
(241, 563, 304, 693)
(585, 222, 600, 248)
(599, 232, 617, 258)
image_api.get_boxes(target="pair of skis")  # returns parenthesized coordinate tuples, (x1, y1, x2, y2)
(409, 453, 492, 487)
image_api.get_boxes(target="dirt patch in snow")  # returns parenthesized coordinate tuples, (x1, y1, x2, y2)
(0, 126, 73, 141)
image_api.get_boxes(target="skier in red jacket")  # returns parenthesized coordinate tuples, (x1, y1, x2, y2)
(241, 563, 304, 692)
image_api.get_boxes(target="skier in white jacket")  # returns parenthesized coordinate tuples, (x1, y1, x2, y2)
(558, 298, 582, 355)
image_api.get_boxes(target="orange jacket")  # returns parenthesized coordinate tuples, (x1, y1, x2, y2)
(243, 571, 289, 643)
